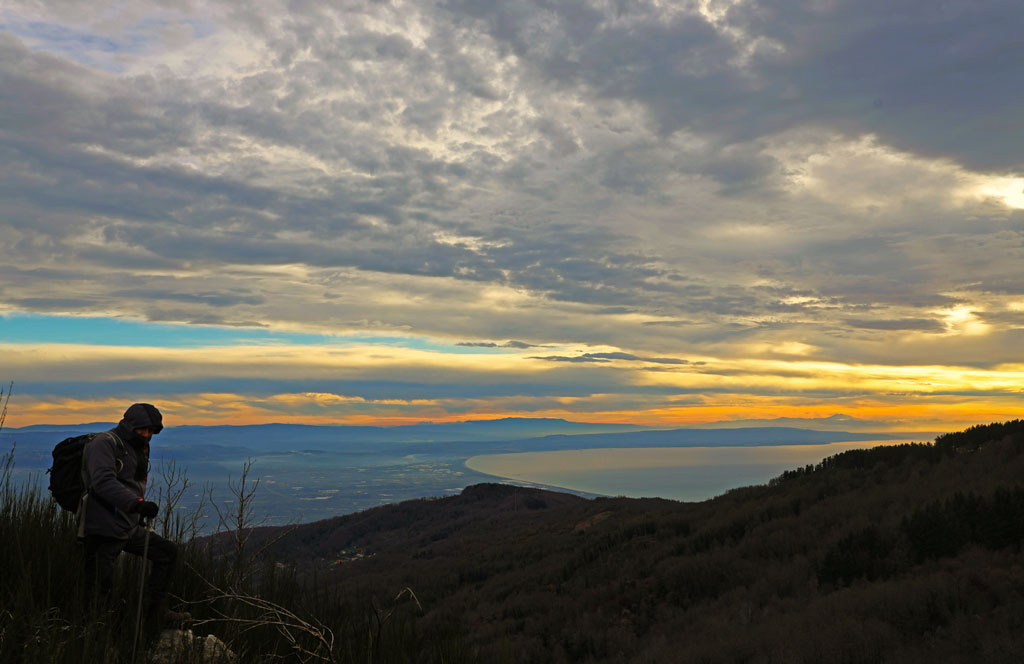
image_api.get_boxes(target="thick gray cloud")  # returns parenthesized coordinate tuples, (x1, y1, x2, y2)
(446, 0, 1024, 173)
(458, 340, 543, 349)
(532, 352, 689, 365)
(1, 0, 1023, 429)
(844, 318, 946, 333)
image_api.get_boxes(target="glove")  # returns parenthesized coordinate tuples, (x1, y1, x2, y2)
(134, 500, 159, 519)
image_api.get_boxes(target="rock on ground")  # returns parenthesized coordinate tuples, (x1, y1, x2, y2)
(149, 629, 235, 663)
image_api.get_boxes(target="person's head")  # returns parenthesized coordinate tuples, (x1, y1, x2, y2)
(120, 403, 163, 442)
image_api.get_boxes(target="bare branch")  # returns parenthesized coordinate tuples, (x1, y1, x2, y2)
(0, 382, 13, 490)
(154, 456, 209, 543)
(0, 381, 11, 433)
(182, 566, 337, 663)
(369, 587, 424, 657)
(209, 458, 262, 587)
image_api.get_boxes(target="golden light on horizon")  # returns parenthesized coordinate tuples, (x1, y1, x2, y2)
(1, 336, 1020, 432)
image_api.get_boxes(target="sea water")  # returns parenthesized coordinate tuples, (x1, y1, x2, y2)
(465, 440, 913, 502)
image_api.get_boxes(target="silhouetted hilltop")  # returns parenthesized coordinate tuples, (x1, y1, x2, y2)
(230, 420, 1024, 663)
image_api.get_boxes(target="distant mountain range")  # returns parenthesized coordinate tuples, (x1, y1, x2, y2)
(4, 418, 645, 460)
(7, 416, 641, 442)
(493, 425, 907, 451)
(2, 417, 917, 457)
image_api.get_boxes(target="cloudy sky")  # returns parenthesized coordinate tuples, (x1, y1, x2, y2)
(2, 0, 1022, 431)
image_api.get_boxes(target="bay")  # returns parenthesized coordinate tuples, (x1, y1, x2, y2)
(465, 440, 913, 502)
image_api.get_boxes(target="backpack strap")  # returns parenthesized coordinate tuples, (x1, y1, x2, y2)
(81, 432, 128, 516)
(76, 433, 98, 541)
(108, 431, 128, 473)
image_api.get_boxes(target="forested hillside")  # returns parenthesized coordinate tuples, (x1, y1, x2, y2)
(238, 420, 1024, 663)
(4, 421, 1023, 663)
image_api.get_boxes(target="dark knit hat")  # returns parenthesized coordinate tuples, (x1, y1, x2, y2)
(121, 403, 163, 434)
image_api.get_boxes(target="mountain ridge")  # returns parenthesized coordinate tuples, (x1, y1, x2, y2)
(3, 419, 912, 453)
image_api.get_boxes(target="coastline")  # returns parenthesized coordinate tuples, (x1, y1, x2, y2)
(465, 440, 913, 501)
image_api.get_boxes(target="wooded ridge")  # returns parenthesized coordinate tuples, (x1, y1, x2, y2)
(214, 420, 1024, 663)
(3, 420, 1022, 662)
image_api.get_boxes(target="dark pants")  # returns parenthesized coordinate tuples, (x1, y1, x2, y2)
(83, 530, 178, 611)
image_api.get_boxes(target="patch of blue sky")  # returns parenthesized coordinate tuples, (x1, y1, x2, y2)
(0, 313, 275, 347)
(3, 21, 124, 52)
(0, 313, 514, 354)
(2, 13, 217, 60)
(0, 19, 142, 72)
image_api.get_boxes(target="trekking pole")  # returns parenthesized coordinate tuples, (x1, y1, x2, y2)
(131, 517, 153, 664)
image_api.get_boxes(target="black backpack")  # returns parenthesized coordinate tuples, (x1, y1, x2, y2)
(47, 433, 126, 512)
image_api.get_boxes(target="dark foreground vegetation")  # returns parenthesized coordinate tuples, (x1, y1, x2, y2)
(3, 413, 1024, 662)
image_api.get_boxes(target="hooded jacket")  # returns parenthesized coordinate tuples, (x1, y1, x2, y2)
(80, 404, 162, 539)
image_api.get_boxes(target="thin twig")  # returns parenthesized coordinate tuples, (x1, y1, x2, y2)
(369, 587, 424, 658)
(0, 381, 12, 433)
(182, 566, 337, 663)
